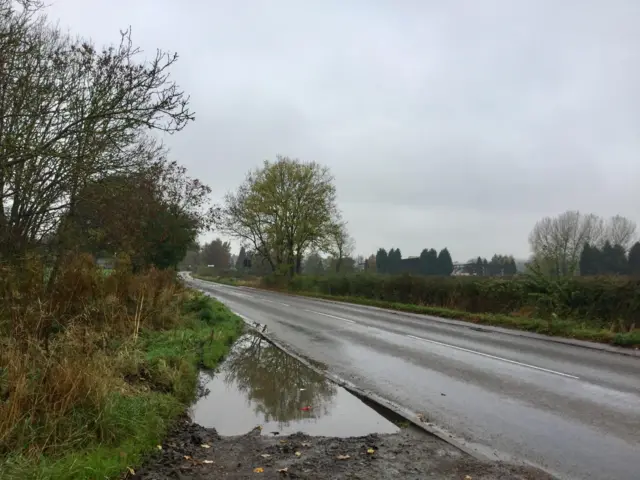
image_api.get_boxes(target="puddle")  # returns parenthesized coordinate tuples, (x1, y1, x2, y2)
(190, 334, 400, 437)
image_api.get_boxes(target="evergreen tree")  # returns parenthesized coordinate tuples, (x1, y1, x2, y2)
(387, 248, 402, 274)
(375, 248, 388, 274)
(628, 241, 640, 276)
(437, 248, 454, 276)
(579, 243, 597, 275)
(507, 257, 518, 275)
(419, 248, 430, 275)
(601, 242, 628, 275)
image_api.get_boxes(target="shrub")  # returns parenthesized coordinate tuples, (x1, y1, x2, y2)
(280, 273, 640, 331)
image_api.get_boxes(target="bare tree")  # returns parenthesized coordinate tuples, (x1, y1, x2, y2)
(604, 215, 637, 251)
(528, 210, 603, 276)
(0, 4, 195, 263)
(329, 221, 355, 273)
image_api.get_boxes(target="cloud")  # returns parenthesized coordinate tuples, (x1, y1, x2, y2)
(48, 0, 640, 260)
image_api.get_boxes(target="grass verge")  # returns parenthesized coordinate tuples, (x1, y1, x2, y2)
(0, 286, 243, 480)
(192, 274, 639, 348)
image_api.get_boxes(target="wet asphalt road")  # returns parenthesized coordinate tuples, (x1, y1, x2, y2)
(186, 277, 640, 480)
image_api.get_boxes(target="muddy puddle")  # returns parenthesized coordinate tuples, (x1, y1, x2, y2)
(190, 333, 400, 437)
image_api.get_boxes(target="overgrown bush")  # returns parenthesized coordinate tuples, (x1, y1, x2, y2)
(283, 273, 640, 331)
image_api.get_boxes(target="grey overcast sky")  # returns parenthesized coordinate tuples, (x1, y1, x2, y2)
(48, 0, 640, 261)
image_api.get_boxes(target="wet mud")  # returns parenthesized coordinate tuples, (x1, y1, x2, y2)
(129, 333, 555, 479)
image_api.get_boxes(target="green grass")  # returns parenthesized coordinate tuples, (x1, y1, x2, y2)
(0, 294, 244, 480)
(194, 275, 640, 348)
(292, 291, 639, 348)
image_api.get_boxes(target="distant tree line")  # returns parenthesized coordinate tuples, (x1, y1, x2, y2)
(579, 241, 640, 276)
(462, 255, 518, 276)
(371, 247, 454, 276)
(529, 211, 638, 276)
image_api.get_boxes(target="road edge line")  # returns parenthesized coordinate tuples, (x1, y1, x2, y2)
(231, 319, 492, 462)
(222, 281, 639, 358)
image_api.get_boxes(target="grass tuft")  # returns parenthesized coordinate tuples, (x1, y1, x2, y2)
(0, 258, 243, 480)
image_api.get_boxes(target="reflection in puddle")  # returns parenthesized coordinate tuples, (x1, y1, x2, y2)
(190, 334, 399, 437)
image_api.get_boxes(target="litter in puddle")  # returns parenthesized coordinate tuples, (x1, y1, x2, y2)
(190, 333, 399, 437)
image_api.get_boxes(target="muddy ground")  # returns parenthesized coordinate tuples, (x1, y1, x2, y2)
(129, 417, 554, 480)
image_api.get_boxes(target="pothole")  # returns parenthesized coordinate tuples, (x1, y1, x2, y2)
(190, 333, 400, 437)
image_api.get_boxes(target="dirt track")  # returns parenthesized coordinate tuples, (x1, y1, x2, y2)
(128, 417, 554, 480)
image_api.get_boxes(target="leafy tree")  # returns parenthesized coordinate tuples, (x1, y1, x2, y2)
(437, 248, 454, 276)
(70, 164, 206, 271)
(375, 248, 388, 274)
(628, 242, 640, 276)
(0, 3, 194, 263)
(303, 252, 326, 275)
(244, 250, 272, 275)
(179, 244, 201, 271)
(201, 238, 232, 269)
(217, 156, 340, 276)
(328, 256, 356, 273)
(364, 254, 376, 272)
(236, 247, 247, 271)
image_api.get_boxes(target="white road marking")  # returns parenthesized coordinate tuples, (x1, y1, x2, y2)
(406, 335, 579, 379)
(261, 297, 290, 307)
(304, 309, 356, 324)
(233, 292, 254, 300)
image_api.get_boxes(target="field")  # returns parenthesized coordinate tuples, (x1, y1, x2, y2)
(197, 272, 640, 347)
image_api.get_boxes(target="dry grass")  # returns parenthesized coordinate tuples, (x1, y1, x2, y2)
(0, 253, 200, 467)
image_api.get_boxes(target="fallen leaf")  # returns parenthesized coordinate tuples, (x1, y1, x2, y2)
(253, 467, 265, 473)
(127, 467, 135, 475)
(183, 455, 192, 460)
(294, 451, 301, 457)
(336, 454, 351, 460)
(301, 442, 311, 447)
(201, 443, 211, 448)
(278, 467, 289, 473)
(280, 440, 288, 444)
(156, 444, 162, 450)
(203, 460, 214, 464)
(464, 477, 472, 480)
(257, 425, 263, 430)
(367, 448, 375, 454)
(260, 454, 271, 459)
